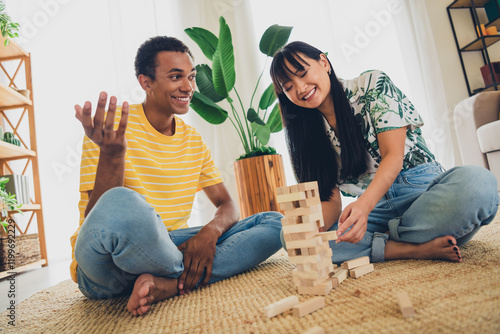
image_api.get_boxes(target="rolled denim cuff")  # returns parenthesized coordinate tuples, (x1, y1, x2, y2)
(388, 217, 402, 241)
(371, 232, 389, 263)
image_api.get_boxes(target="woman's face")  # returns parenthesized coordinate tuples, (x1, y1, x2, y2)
(280, 53, 332, 114)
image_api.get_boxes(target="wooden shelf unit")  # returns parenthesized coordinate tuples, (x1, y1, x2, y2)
(448, 0, 500, 96)
(0, 36, 47, 279)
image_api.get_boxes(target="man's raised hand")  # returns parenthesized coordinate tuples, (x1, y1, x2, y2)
(74, 91, 129, 157)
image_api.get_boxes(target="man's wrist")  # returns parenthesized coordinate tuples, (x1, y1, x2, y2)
(200, 223, 223, 240)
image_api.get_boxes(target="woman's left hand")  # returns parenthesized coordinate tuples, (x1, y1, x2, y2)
(336, 199, 371, 243)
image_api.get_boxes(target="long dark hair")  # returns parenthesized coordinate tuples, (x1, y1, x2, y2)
(270, 41, 367, 201)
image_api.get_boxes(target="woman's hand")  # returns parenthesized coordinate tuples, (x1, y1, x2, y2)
(336, 198, 371, 243)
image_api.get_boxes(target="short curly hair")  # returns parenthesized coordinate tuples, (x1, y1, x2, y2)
(134, 36, 194, 80)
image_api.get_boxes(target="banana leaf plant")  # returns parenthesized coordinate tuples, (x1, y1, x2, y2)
(185, 17, 292, 160)
(0, 1, 20, 46)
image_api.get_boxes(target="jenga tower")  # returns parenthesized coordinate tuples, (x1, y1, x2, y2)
(276, 181, 337, 295)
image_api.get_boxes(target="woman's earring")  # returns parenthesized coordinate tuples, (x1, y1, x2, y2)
(328, 68, 331, 75)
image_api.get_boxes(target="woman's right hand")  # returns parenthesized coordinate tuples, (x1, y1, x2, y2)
(74, 91, 129, 157)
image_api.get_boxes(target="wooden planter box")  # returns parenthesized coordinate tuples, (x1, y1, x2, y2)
(233, 154, 286, 219)
(0, 233, 41, 272)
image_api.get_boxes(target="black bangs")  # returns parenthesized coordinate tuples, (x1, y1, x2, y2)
(270, 50, 310, 94)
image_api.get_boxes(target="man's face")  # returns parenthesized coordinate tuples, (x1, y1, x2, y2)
(148, 51, 196, 116)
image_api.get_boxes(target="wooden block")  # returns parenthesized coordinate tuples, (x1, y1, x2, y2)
(264, 295, 300, 318)
(279, 201, 295, 211)
(297, 280, 332, 295)
(349, 263, 374, 278)
(298, 197, 321, 208)
(292, 297, 326, 317)
(288, 253, 323, 264)
(297, 181, 318, 192)
(301, 211, 323, 224)
(286, 236, 322, 250)
(292, 268, 328, 280)
(276, 191, 306, 203)
(283, 204, 321, 218)
(281, 216, 303, 226)
(341, 256, 370, 270)
(276, 186, 290, 195)
(285, 231, 318, 242)
(319, 231, 338, 241)
(331, 268, 348, 285)
(302, 326, 325, 334)
(396, 291, 415, 318)
(282, 221, 317, 234)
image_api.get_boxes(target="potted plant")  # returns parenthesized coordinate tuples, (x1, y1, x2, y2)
(0, 176, 21, 233)
(0, 1, 20, 46)
(185, 17, 292, 218)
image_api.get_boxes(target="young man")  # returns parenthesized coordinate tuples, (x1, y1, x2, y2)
(70, 36, 283, 316)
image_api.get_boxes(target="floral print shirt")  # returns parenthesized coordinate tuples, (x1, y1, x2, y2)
(324, 70, 435, 197)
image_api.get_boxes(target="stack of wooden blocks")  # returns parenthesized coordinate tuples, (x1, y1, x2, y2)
(276, 181, 338, 296)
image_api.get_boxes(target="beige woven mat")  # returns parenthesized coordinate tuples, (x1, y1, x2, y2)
(2, 212, 500, 334)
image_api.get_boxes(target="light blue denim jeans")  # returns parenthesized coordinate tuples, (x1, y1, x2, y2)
(281, 163, 499, 264)
(74, 187, 283, 299)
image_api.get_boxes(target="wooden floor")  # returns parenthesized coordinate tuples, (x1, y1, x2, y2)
(0, 258, 71, 311)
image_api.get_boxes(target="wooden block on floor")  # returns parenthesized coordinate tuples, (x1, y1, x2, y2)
(276, 191, 306, 203)
(264, 295, 300, 318)
(302, 326, 325, 334)
(292, 297, 326, 317)
(282, 221, 318, 234)
(396, 291, 415, 318)
(297, 279, 332, 295)
(319, 231, 338, 241)
(297, 181, 318, 192)
(349, 263, 374, 278)
(331, 268, 348, 286)
(341, 256, 370, 270)
(286, 236, 322, 250)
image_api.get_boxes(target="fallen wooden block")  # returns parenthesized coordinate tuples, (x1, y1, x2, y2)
(341, 256, 370, 270)
(319, 231, 338, 241)
(331, 268, 348, 286)
(264, 295, 300, 318)
(292, 296, 326, 317)
(349, 263, 374, 278)
(302, 326, 325, 334)
(396, 291, 415, 318)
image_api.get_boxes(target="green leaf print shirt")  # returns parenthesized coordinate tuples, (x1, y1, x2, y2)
(323, 70, 436, 198)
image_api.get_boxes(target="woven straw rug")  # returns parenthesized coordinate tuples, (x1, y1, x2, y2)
(2, 212, 500, 334)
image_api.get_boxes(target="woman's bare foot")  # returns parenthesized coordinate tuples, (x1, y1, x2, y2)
(126, 274, 179, 316)
(385, 236, 462, 262)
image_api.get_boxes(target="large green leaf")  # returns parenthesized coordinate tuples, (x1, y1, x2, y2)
(255, 124, 271, 146)
(190, 91, 228, 124)
(184, 27, 218, 61)
(259, 24, 293, 57)
(195, 64, 224, 103)
(267, 103, 283, 133)
(247, 108, 266, 126)
(258, 83, 277, 110)
(212, 17, 235, 97)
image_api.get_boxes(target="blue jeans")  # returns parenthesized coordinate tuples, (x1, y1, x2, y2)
(74, 187, 283, 299)
(281, 163, 499, 264)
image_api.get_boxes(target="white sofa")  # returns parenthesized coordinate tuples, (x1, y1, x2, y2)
(454, 91, 500, 191)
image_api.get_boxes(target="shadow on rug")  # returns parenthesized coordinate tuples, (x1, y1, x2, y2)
(2, 213, 500, 334)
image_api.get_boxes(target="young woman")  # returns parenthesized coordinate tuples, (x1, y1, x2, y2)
(270, 41, 499, 264)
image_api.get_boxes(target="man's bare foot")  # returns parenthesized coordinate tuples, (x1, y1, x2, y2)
(126, 274, 178, 316)
(385, 236, 462, 262)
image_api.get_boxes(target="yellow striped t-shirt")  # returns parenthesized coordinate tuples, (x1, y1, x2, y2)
(70, 103, 222, 282)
